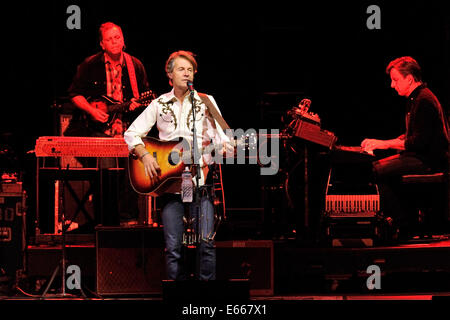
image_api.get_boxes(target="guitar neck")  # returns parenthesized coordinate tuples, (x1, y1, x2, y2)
(102, 92, 152, 113)
(183, 143, 223, 161)
(108, 101, 131, 113)
(183, 138, 244, 161)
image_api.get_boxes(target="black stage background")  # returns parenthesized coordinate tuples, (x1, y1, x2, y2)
(1, 0, 449, 240)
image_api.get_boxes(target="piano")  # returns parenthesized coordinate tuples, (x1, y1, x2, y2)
(286, 102, 380, 219)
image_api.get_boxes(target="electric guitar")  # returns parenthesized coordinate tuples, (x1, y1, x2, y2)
(128, 135, 254, 196)
(87, 90, 156, 136)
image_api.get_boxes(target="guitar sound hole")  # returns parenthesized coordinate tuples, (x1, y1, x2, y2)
(168, 151, 181, 166)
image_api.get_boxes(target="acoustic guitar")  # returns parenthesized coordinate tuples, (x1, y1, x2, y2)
(128, 136, 253, 196)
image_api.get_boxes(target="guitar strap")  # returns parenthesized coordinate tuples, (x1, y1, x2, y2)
(198, 93, 230, 131)
(124, 52, 139, 99)
(197, 93, 227, 224)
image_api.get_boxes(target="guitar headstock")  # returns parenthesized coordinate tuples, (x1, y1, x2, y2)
(138, 90, 157, 106)
(236, 132, 257, 151)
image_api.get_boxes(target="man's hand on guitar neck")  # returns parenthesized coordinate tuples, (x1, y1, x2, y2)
(129, 97, 142, 111)
(221, 141, 235, 158)
(134, 144, 161, 179)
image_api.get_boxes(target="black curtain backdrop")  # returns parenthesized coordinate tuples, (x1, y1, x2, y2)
(3, 0, 449, 151)
(2, 0, 449, 234)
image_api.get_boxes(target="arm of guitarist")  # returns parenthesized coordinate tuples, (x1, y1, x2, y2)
(71, 95, 109, 123)
(133, 144, 161, 179)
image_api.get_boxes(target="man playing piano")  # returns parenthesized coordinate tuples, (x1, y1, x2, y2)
(361, 56, 449, 241)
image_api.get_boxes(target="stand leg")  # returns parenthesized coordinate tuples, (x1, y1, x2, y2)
(40, 166, 87, 299)
(183, 202, 195, 280)
(40, 258, 87, 298)
(41, 264, 60, 296)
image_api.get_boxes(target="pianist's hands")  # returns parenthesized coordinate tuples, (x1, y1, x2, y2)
(361, 137, 405, 153)
(361, 138, 387, 154)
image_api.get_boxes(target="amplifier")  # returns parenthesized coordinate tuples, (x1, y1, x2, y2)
(96, 226, 166, 295)
(294, 119, 337, 149)
(0, 182, 22, 193)
(216, 240, 274, 296)
(97, 229, 274, 296)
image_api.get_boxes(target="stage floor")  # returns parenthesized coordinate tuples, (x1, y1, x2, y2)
(1, 292, 450, 319)
(3, 231, 448, 302)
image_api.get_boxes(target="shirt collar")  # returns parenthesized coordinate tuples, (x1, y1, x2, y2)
(407, 83, 426, 101)
(103, 52, 124, 67)
(160, 88, 202, 104)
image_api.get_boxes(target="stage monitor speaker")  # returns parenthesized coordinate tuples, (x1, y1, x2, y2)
(216, 240, 274, 296)
(96, 226, 166, 295)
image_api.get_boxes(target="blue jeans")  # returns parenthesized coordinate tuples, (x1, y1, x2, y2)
(161, 190, 216, 280)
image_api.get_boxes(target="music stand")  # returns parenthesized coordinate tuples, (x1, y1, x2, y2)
(41, 164, 87, 299)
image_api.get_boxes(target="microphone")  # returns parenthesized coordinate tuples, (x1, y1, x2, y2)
(187, 81, 194, 92)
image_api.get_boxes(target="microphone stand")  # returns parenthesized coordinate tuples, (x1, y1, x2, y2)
(189, 87, 201, 200)
(184, 85, 202, 280)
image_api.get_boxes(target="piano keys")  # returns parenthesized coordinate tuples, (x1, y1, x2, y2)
(324, 162, 380, 218)
(325, 194, 380, 218)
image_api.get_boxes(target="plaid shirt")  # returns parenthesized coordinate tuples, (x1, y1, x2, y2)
(104, 53, 124, 102)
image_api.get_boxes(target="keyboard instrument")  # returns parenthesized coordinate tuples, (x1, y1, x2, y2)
(34, 136, 129, 158)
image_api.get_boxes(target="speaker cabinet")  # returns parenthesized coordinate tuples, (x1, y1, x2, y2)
(216, 240, 274, 296)
(96, 226, 166, 295)
(0, 188, 26, 291)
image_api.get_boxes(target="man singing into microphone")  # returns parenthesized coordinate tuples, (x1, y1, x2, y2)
(124, 51, 231, 280)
